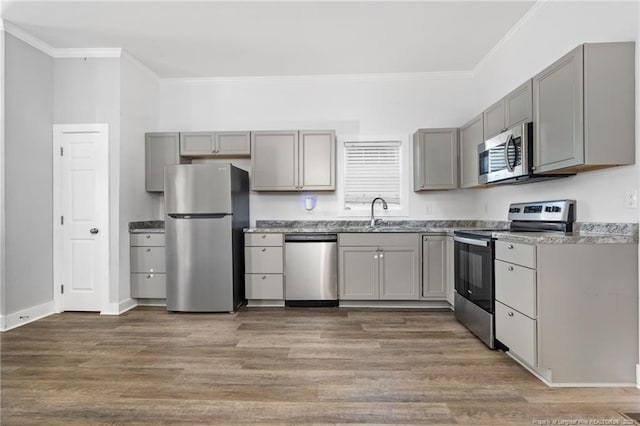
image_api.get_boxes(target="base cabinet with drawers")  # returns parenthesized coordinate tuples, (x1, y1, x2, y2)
(339, 233, 420, 301)
(130, 232, 166, 299)
(494, 239, 638, 386)
(244, 233, 284, 304)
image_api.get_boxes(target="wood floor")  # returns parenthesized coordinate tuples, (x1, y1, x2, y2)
(2, 307, 639, 425)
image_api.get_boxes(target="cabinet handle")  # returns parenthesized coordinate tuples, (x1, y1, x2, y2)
(421, 184, 425, 189)
(507, 244, 514, 250)
(261, 234, 267, 239)
(508, 311, 514, 317)
(146, 248, 151, 252)
(374, 254, 378, 259)
(507, 266, 514, 271)
(145, 235, 151, 239)
(261, 275, 267, 280)
(467, 289, 472, 294)
(146, 274, 153, 279)
(379, 252, 384, 258)
(261, 248, 266, 252)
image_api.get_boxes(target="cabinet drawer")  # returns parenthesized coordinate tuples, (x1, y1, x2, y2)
(245, 274, 283, 300)
(495, 260, 536, 318)
(495, 301, 537, 367)
(131, 273, 166, 298)
(495, 240, 536, 268)
(245, 247, 283, 273)
(130, 233, 165, 247)
(130, 247, 166, 273)
(339, 233, 419, 247)
(245, 233, 283, 247)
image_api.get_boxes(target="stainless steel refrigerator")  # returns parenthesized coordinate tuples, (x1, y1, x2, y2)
(164, 164, 249, 312)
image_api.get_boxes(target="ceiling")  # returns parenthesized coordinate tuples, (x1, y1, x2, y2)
(1, 1, 536, 78)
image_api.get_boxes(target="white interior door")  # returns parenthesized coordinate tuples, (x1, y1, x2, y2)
(53, 124, 109, 312)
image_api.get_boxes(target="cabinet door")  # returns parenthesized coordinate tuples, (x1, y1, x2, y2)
(459, 115, 483, 188)
(251, 131, 298, 191)
(180, 132, 216, 156)
(505, 80, 533, 129)
(413, 128, 458, 191)
(421, 236, 446, 300)
(533, 45, 584, 173)
(483, 99, 505, 140)
(445, 236, 455, 305)
(145, 132, 182, 192)
(379, 246, 420, 300)
(299, 130, 335, 190)
(216, 131, 250, 156)
(339, 246, 378, 300)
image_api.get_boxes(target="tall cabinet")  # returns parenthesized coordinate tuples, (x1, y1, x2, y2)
(251, 130, 335, 191)
(532, 42, 635, 174)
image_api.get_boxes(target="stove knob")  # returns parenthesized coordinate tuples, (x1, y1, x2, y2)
(545, 206, 553, 212)
(553, 206, 562, 213)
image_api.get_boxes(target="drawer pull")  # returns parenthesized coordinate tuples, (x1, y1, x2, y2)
(467, 289, 472, 294)
(261, 234, 266, 239)
(507, 266, 514, 271)
(261, 248, 266, 252)
(507, 244, 514, 250)
(146, 274, 153, 279)
(145, 235, 151, 239)
(146, 248, 151, 252)
(508, 311, 514, 317)
(261, 275, 267, 280)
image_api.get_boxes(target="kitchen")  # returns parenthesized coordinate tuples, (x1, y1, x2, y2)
(2, 1, 640, 424)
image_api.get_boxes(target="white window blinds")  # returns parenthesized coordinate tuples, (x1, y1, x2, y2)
(343, 141, 402, 206)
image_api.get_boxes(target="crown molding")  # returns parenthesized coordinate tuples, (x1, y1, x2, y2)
(472, 0, 547, 76)
(2, 21, 122, 58)
(160, 70, 474, 85)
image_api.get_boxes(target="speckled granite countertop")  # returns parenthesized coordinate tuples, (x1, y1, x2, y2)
(129, 220, 165, 233)
(245, 220, 638, 244)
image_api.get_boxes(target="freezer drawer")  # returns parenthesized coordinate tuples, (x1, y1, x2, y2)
(130, 247, 166, 273)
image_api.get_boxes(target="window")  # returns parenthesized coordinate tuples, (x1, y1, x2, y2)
(338, 135, 409, 216)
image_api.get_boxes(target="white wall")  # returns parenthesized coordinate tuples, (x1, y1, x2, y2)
(4, 33, 54, 314)
(53, 57, 122, 308)
(118, 53, 160, 303)
(472, 1, 639, 222)
(159, 74, 479, 223)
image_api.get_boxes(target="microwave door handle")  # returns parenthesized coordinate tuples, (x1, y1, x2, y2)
(504, 135, 514, 172)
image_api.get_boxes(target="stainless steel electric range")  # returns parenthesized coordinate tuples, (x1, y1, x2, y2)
(453, 199, 576, 349)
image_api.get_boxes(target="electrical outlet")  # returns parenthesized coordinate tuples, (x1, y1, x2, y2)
(625, 190, 638, 209)
(424, 204, 432, 215)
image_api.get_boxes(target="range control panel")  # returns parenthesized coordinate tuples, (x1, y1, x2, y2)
(507, 200, 576, 223)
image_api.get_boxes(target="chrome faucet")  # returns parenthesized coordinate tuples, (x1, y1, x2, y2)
(370, 197, 388, 226)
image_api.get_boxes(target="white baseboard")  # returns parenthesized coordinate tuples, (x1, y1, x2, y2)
(0, 301, 56, 332)
(101, 298, 137, 315)
(136, 298, 167, 307)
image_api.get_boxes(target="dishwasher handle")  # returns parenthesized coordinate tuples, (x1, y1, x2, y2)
(284, 233, 338, 243)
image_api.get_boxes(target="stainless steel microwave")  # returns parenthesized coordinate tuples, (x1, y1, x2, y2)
(478, 122, 531, 185)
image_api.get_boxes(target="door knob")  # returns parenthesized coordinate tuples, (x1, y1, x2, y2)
(90, 228, 99, 234)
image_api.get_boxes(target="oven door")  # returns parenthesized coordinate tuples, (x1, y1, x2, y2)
(453, 235, 494, 313)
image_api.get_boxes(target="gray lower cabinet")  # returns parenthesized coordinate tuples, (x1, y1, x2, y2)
(145, 132, 188, 192)
(533, 42, 635, 174)
(459, 114, 483, 189)
(494, 239, 638, 385)
(339, 233, 420, 301)
(244, 233, 284, 300)
(445, 236, 454, 305)
(251, 130, 335, 191)
(130, 232, 166, 299)
(483, 80, 532, 140)
(421, 235, 447, 300)
(180, 131, 250, 157)
(413, 128, 459, 191)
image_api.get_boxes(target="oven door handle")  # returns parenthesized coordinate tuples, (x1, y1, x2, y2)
(453, 236, 490, 247)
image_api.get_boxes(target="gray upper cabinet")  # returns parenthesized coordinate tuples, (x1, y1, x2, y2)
(483, 80, 532, 140)
(533, 42, 635, 174)
(251, 130, 335, 191)
(145, 132, 188, 192)
(180, 131, 250, 157)
(459, 114, 483, 189)
(413, 128, 459, 191)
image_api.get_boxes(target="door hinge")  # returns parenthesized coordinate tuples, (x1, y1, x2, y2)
(60, 216, 64, 225)
(60, 146, 64, 156)
(61, 284, 64, 294)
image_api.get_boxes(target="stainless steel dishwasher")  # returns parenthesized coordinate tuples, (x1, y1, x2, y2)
(284, 234, 338, 307)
